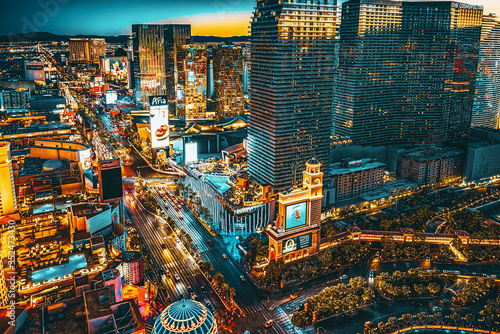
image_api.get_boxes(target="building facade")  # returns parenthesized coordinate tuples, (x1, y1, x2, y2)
(334, 0, 483, 145)
(267, 159, 324, 264)
(90, 38, 106, 62)
(330, 158, 386, 202)
(213, 45, 244, 119)
(472, 14, 500, 129)
(131, 24, 191, 108)
(184, 169, 272, 235)
(178, 45, 207, 119)
(398, 147, 465, 187)
(0, 142, 17, 216)
(334, 0, 403, 146)
(248, 0, 338, 191)
(69, 38, 90, 62)
(0, 88, 30, 110)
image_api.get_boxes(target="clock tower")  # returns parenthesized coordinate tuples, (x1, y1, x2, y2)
(267, 159, 323, 263)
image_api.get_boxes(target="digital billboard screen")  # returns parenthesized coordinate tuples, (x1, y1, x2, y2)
(149, 95, 169, 149)
(184, 142, 198, 164)
(105, 91, 118, 105)
(285, 201, 308, 231)
(282, 233, 312, 254)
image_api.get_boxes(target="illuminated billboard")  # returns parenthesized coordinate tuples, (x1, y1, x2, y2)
(285, 201, 308, 231)
(149, 95, 169, 149)
(105, 90, 118, 105)
(184, 141, 198, 164)
(282, 233, 312, 254)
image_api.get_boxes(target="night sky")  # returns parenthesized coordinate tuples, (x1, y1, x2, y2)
(1, 0, 499, 37)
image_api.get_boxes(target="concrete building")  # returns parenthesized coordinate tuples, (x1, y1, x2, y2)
(184, 167, 273, 235)
(465, 127, 500, 181)
(329, 158, 386, 203)
(398, 146, 465, 187)
(83, 286, 144, 334)
(68, 203, 121, 245)
(29, 139, 92, 170)
(0, 88, 30, 110)
(0, 142, 17, 216)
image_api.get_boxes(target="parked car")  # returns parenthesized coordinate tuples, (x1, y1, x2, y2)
(264, 320, 274, 327)
(222, 254, 227, 259)
(240, 276, 246, 282)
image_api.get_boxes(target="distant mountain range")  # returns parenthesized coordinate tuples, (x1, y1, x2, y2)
(0, 31, 250, 43)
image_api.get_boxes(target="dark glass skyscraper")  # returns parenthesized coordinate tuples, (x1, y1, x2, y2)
(131, 24, 191, 109)
(334, 0, 482, 145)
(334, 0, 403, 146)
(248, 0, 338, 191)
(399, 1, 483, 143)
(472, 14, 500, 129)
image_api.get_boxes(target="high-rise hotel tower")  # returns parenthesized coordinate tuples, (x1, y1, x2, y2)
(334, 0, 482, 145)
(248, 0, 339, 191)
(472, 14, 500, 129)
(131, 24, 191, 109)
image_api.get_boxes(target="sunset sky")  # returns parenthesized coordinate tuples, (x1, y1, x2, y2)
(1, 0, 499, 37)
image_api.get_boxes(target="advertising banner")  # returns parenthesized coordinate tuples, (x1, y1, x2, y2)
(285, 201, 308, 231)
(282, 233, 312, 254)
(149, 95, 169, 149)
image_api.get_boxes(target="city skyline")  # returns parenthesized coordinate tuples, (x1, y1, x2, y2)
(1, 0, 500, 37)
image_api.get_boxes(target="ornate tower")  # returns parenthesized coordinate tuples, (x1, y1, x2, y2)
(267, 159, 324, 263)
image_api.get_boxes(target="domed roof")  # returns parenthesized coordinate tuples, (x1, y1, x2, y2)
(152, 299, 217, 334)
(43, 159, 63, 171)
(306, 158, 320, 166)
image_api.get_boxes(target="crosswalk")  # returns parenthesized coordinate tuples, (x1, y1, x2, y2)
(240, 300, 267, 315)
(272, 306, 304, 334)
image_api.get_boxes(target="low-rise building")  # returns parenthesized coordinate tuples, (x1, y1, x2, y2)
(398, 146, 465, 187)
(329, 158, 386, 203)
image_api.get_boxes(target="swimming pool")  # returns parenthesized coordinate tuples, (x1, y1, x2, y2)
(204, 175, 231, 194)
(31, 254, 87, 283)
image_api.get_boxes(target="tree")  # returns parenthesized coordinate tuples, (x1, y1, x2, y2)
(199, 261, 213, 274)
(377, 321, 387, 333)
(213, 272, 225, 288)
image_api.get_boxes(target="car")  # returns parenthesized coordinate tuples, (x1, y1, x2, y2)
(369, 270, 374, 277)
(290, 294, 298, 300)
(183, 248, 188, 254)
(174, 274, 180, 281)
(175, 238, 181, 244)
(166, 270, 171, 276)
(340, 274, 348, 280)
(207, 240, 215, 246)
(201, 286, 207, 294)
(222, 254, 227, 259)
(365, 321, 373, 327)
(264, 320, 274, 327)
(433, 306, 442, 312)
(240, 276, 246, 282)
(161, 243, 167, 249)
